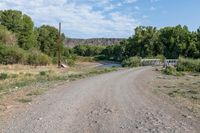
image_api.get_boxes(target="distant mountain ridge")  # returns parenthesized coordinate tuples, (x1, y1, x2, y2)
(64, 38, 125, 47)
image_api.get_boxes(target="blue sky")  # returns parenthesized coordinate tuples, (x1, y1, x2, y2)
(0, 0, 200, 38)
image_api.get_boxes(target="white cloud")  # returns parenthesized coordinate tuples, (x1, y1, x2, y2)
(135, 6, 140, 10)
(142, 15, 148, 19)
(150, 0, 160, 2)
(124, 0, 138, 4)
(0, 0, 139, 38)
(150, 6, 156, 11)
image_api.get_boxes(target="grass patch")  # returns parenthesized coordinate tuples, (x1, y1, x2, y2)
(17, 97, 32, 103)
(27, 89, 44, 96)
(162, 66, 184, 76)
(39, 71, 47, 76)
(177, 57, 200, 72)
(0, 64, 119, 100)
(0, 73, 8, 80)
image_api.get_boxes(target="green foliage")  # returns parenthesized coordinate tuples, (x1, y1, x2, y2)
(0, 73, 8, 80)
(67, 59, 75, 67)
(1, 9, 200, 66)
(126, 26, 161, 58)
(0, 44, 28, 64)
(162, 66, 183, 76)
(106, 25, 200, 61)
(102, 42, 126, 61)
(176, 58, 200, 72)
(0, 44, 51, 65)
(0, 25, 17, 45)
(27, 89, 44, 96)
(17, 98, 32, 103)
(27, 49, 52, 66)
(74, 45, 105, 56)
(39, 71, 47, 76)
(76, 56, 97, 62)
(0, 10, 37, 50)
(94, 55, 110, 61)
(37, 25, 65, 57)
(63, 47, 74, 58)
(122, 56, 141, 67)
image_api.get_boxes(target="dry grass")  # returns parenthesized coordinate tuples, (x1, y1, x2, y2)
(0, 63, 119, 101)
(154, 71, 200, 117)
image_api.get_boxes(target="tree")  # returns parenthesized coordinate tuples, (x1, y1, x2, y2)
(37, 25, 65, 57)
(126, 26, 161, 58)
(0, 10, 37, 49)
(0, 25, 17, 45)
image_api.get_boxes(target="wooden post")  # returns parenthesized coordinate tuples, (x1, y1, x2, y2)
(57, 22, 61, 68)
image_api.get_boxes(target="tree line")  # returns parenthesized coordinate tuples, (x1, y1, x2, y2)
(100, 26, 200, 61)
(0, 9, 200, 66)
(0, 9, 72, 65)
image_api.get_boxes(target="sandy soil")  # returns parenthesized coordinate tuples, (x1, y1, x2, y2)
(1, 67, 200, 133)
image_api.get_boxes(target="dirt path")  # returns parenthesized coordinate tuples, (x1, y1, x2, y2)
(1, 67, 200, 133)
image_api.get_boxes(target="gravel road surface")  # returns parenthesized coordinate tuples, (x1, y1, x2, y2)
(1, 67, 200, 133)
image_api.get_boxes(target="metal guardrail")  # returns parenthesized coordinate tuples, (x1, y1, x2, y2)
(141, 59, 162, 66)
(164, 59, 178, 67)
(141, 59, 178, 67)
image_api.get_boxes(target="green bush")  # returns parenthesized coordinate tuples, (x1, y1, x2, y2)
(122, 56, 141, 67)
(76, 56, 96, 62)
(39, 71, 47, 76)
(0, 44, 28, 64)
(0, 25, 17, 45)
(27, 49, 52, 66)
(94, 55, 109, 61)
(63, 47, 74, 58)
(0, 73, 8, 80)
(162, 66, 183, 76)
(74, 45, 105, 56)
(67, 59, 75, 67)
(176, 57, 200, 72)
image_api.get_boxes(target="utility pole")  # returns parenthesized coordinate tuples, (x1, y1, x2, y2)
(57, 22, 61, 68)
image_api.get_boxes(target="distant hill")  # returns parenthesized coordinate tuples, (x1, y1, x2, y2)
(64, 38, 125, 47)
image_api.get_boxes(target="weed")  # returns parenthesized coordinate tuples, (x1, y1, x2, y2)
(0, 73, 8, 80)
(27, 89, 44, 96)
(17, 98, 32, 103)
(188, 90, 198, 94)
(25, 73, 32, 77)
(168, 92, 175, 97)
(11, 74, 18, 78)
(162, 66, 183, 76)
(177, 57, 200, 72)
(40, 71, 47, 76)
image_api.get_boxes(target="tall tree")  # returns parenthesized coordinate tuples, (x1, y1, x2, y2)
(126, 26, 161, 58)
(0, 10, 37, 49)
(37, 25, 65, 57)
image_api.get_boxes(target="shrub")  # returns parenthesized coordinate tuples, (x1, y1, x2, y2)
(0, 25, 17, 45)
(94, 55, 109, 61)
(76, 56, 96, 62)
(176, 57, 200, 72)
(162, 66, 183, 76)
(39, 71, 47, 76)
(63, 47, 74, 58)
(27, 49, 52, 66)
(0, 73, 8, 80)
(67, 59, 75, 67)
(122, 56, 141, 67)
(0, 45, 28, 64)
(74, 45, 105, 56)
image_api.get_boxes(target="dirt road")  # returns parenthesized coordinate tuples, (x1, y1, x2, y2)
(1, 67, 200, 133)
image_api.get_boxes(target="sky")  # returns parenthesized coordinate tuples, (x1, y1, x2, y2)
(0, 0, 200, 38)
